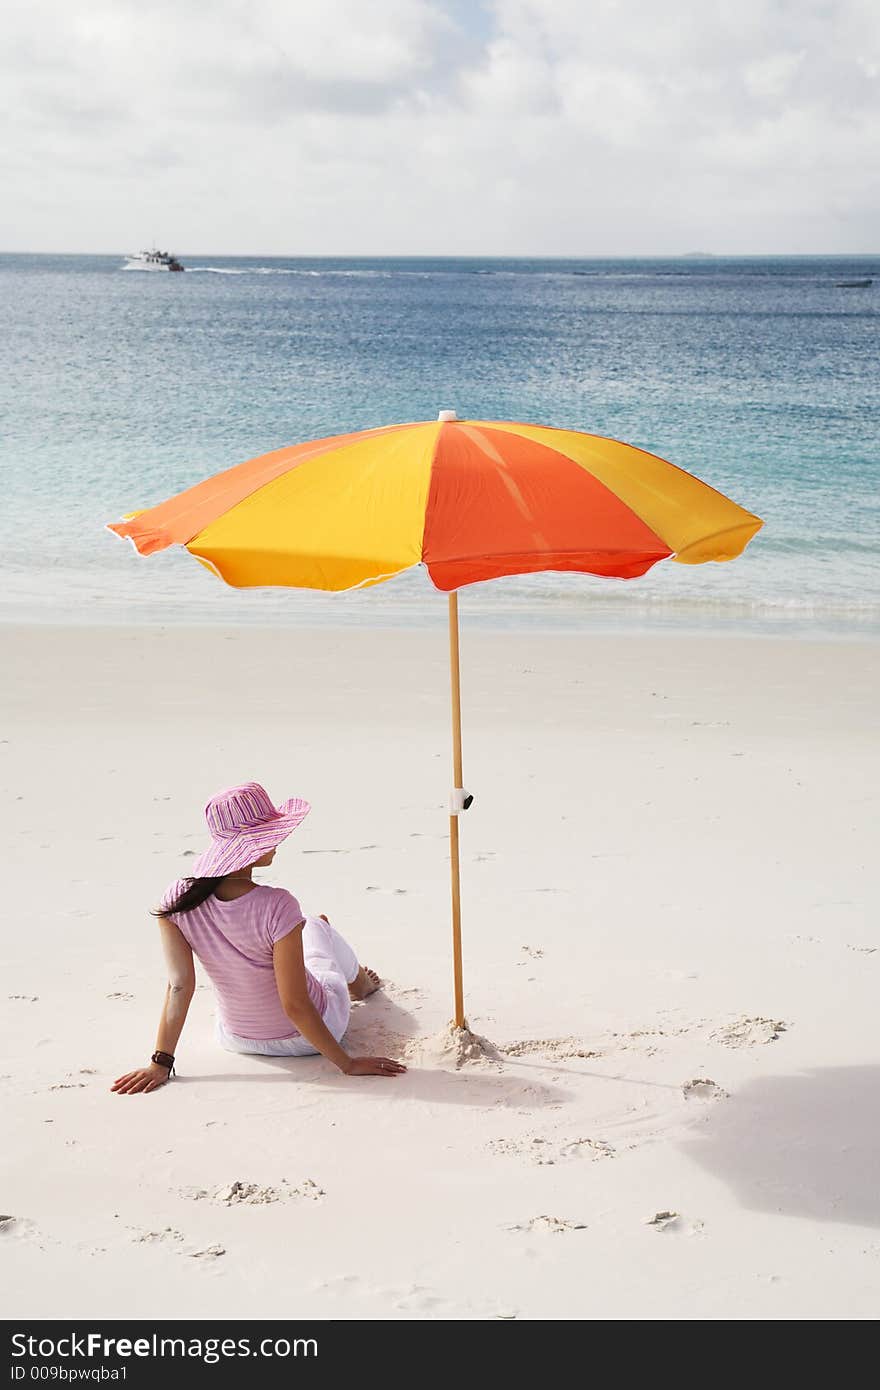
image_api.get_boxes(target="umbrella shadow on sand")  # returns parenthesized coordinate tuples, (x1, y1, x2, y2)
(681, 1066, 880, 1228)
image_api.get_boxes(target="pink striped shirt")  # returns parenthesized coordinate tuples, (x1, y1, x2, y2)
(163, 882, 327, 1040)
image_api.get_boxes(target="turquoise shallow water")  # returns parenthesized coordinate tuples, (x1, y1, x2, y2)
(1, 253, 877, 636)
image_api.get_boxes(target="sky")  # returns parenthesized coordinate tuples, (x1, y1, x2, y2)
(2, 0, 878, 256)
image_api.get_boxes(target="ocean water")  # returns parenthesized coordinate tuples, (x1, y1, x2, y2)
(1, 252, 877, 637)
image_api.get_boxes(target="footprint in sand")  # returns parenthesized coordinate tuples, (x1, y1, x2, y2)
(614, 1021, 701, 1044)
(0, 1216, 41, 1243)
(106, 992, 134, 1001)
(645, 1211, 705, 1236)
(391, 1285, 458, 1314)
(316, 1274, 514, 1321)
(506, 1215, 587, 1234)
(489, 1135, 615, 1165)
(315, 1274, 449, 1314)
(517, 947, 544, 962)
(682, 1078, 728, 1101)
(601, 1018, 709, 1057)
(182, 1178, 324, 1206)
(710, 1016, 788, 1047)
(645, 1210, 680, 1230)
(8, 995, 38, 1002)
(502, 1037, 601, 1061)
(130, 1227, 228, 1261)
(131, 1227, 185, 1245)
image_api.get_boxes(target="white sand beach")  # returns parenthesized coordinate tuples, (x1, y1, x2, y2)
(2, 621, 879, 1321)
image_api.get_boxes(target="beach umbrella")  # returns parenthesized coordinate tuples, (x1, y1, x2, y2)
(109, 411, 762, 1029)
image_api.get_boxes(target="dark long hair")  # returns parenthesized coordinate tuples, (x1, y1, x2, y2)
(154, 877, 224, 919)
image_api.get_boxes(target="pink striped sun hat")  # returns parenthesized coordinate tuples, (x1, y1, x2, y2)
(192, 782, 311, 878)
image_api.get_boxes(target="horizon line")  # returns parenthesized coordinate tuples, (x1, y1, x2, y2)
(0, 249, 878, 260)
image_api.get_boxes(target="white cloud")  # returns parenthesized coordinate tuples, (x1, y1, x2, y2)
(0, 0, 877, 253)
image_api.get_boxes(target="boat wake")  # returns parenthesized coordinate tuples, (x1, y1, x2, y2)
(186, 266, 392, 277)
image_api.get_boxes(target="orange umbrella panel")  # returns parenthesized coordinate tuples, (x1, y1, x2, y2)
(422, 422, 673, 590)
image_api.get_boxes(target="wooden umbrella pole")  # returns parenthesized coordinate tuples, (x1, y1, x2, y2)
(448, 591, 466, 1028)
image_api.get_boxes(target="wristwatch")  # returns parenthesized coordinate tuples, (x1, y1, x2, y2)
(151, 1050, 176, 1074)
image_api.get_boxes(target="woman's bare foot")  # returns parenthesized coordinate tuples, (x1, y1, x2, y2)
(349, 966, 382, 1001)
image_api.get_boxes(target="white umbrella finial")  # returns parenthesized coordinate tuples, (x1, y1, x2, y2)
(437, 409, 459, 422)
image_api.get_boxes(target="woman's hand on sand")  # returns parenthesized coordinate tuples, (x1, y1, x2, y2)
(342, 1056, 406, 1077)
(111, 1062, 171, 1095)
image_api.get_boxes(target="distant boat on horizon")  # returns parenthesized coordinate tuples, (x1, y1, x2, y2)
(123, 249, 185, 272)
(834, 277, 872, 288)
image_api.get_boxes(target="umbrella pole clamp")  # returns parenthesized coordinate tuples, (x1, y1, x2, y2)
(449, 787, 474, 814)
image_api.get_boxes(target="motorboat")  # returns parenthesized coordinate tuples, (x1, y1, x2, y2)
(123, 249, 185, 272)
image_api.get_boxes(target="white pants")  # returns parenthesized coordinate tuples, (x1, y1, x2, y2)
(216, 915, 360, 1058)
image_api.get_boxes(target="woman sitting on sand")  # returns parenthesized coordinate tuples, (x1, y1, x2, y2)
(112, 783, 406, 1095)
